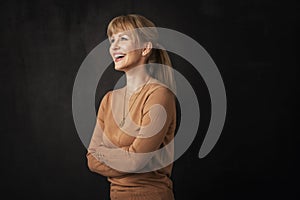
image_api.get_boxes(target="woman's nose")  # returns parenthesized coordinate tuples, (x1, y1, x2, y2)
(111, 40, 120, 50)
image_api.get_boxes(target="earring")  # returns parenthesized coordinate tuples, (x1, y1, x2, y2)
(142, 52, 146, 56)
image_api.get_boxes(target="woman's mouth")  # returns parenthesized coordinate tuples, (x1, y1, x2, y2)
(114, 53, 126, 62)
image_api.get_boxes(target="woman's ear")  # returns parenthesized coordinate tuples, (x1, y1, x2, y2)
(142, 42, 153, 56)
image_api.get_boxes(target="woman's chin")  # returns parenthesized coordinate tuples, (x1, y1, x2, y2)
(114, 65, 127, 72)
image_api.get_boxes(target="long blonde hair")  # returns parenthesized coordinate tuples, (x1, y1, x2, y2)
(107, 14, 176, 93)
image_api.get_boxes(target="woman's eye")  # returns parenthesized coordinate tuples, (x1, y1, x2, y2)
(110, 39, 115, 43)
(121, 37, 128, 41)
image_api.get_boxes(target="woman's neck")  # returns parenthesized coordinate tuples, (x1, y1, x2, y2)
(125, 65, 150, 93)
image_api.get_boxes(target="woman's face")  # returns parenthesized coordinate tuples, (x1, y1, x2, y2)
(109, 31, 144, 71)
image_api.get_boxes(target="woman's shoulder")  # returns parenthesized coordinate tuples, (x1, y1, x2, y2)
(144, 81, 176, 108)
(146, 79, 175, 96)
(99, 87, 124, 105)
(104, 87, 125, 97)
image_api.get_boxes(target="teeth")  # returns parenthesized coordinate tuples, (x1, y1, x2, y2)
(114, 54, 125, 58)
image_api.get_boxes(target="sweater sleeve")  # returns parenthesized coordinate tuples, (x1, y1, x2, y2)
(86, 92, 126, 177)
(86, 151, 126, 177)
(94, 87, 176, 173)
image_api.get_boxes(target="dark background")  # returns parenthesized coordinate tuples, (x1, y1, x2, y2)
(1, 0, 299, 199)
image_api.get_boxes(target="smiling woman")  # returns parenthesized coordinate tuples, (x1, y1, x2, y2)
(109, 31, 145, 71)
(86, 14, 177, 200)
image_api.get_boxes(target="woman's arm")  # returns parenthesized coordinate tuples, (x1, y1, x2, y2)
(86, 151, 126, 177)
(93, 87, 176, 173)
(86, 93, 126, 177)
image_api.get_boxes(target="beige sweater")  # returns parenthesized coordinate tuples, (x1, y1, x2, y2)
(86, 82, 176, 193)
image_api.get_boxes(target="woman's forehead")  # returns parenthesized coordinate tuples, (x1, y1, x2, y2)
(108, 23, 133, 35)
(109, 29, 137, 38)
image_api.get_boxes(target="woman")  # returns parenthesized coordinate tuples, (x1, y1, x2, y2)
(86, 14, 177, 200)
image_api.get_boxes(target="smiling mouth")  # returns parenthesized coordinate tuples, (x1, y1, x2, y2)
(114, 53, 126, 62)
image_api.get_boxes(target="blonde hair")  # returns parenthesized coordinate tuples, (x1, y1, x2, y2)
(107, 14, 176, 93)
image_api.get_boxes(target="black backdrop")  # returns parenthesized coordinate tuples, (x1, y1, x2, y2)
(1, 0, 299, 199)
